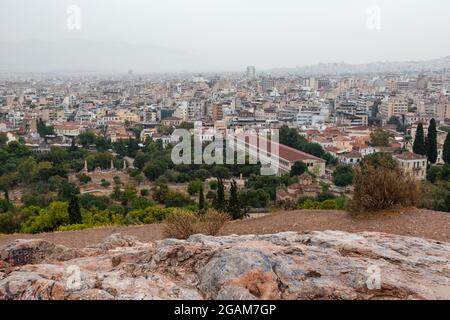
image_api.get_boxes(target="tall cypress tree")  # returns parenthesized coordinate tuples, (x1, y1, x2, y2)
(413, 123, 427, 156)
(198, 186, 205, 211)
(226, 179, 244, 220)
(68, 195, 82, 225)
(69, 139, 78, 152)
(427, 118, 438, 164)
(213, 178, 225, 211)
(443, 133, 450, 164)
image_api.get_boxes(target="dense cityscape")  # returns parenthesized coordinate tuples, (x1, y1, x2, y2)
(0, 66, 450, 233)
(0, 0, 449, 304)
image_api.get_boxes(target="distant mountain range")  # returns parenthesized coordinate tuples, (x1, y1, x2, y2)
(0, 39, 201, 73)
(0, 39, 449, 75)
(269, 56, 450, 76)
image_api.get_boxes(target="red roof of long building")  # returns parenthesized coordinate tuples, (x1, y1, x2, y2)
(233, 134, 325, 163)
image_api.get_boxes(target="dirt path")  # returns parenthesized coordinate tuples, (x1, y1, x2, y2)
(0, 208, 449, 248)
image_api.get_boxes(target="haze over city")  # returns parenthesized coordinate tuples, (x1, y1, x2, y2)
(0, 0, 450, 305)
(1, 0, 450, 72)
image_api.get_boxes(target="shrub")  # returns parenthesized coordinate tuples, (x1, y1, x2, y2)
(163, 209, 198, 239)
(320, 200, 337, 210)
(21, 202, 69, 234)
(57, 224, 91, 232)
(300, 199, 320, 209)
(140, 188, 150, 196)
(209, 180, 218, 190)
(290, 161, 307, 176)
(163, 209, 230, 239)
(276, 199, 297, 210)
(101, 180, 111, 188)
(0, 207, 39, 234)
(417, 181, 450, 212)
(349, 153, 419, 214)
(130, 196, 155, 210)
(297, 196, 314, 206)
(125, 207, 173, 225)
(187, 180, 203, 195)
(164, 192, 191, 208)
(197, 210, 230, 236)
(76, 173, 91, 184)
(81, 208, 123, 226)
(316, 192, 336, 202)
(126, 209, 155, 225)
(113, 176, 121, 185)
(238, 189, 270, 209)
(184, 204, 200, 212)
(332, 164, 354, 187)
(335, 196, 347, 210)
(79, 194, 111, 210)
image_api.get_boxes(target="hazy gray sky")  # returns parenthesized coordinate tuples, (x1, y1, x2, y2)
(0, 0, 449, 71)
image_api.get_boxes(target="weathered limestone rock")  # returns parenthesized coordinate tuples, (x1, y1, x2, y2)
(89, 233, 139, 251)
(0, 239, 82, 268)
(0, 230, 449, 300)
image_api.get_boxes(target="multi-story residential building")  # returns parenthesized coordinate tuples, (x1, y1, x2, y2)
(39, 108, 66, 124)
(334, 101, 369, 126)
(187, 99, 205, 120)
(246, 66, 256, 79)
(207, 104, 223, 121)
(393, 153, 427, 181)
(437, 96, 450, 122)
(117, 109, 140, 123)
(278, 106, 300, 121)
(161, 116, 183, 127)
(260, 77, 275, 93)
(75, 110, 95, 123)
(380, 97, 409, 120)
(97, 112, 120, 125)
(54, 123, 85, 137)
(338, 151, 362, 165)
(296, 105, 330, 126)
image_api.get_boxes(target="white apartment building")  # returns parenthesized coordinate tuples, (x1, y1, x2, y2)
(296, 105, 330, 126)
(393, 153, 427, 181)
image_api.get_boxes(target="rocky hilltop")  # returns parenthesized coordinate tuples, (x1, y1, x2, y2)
(0, 231, 449, 300)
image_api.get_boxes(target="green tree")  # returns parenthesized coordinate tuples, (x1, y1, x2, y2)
(198, 186, 205, 211)
(212, 178, 226, 211)
(37, 119, 55, 137)
(78, 131, 96, 148)
(413, 123, 427, 156)
(68, 195, 82, 224)
(427, 165, 441, 183)
(371, 100, 381, 118)
(76, 173, 91, 184)
(290, 161, 307, 177)
(427, 118, 438, 164)
(17, 157, 37, 183)
(332, 164, 354, 187)
(226, 179, 245, 219)
(279, 125, 330, 160)
(443, 133, 450, 164)
(370, 129, 390, 147)
(133, 174, 144, 185)
(95, 136, 111, 152)
(238, 188, 270, 208)
(187, 180, 203, 195)
(143, 159, 168, 181)
(69, 139, 78, 152)
(0, 133, 8, 145)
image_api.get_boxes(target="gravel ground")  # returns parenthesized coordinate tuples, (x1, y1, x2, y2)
(0, 208, 449, 248)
